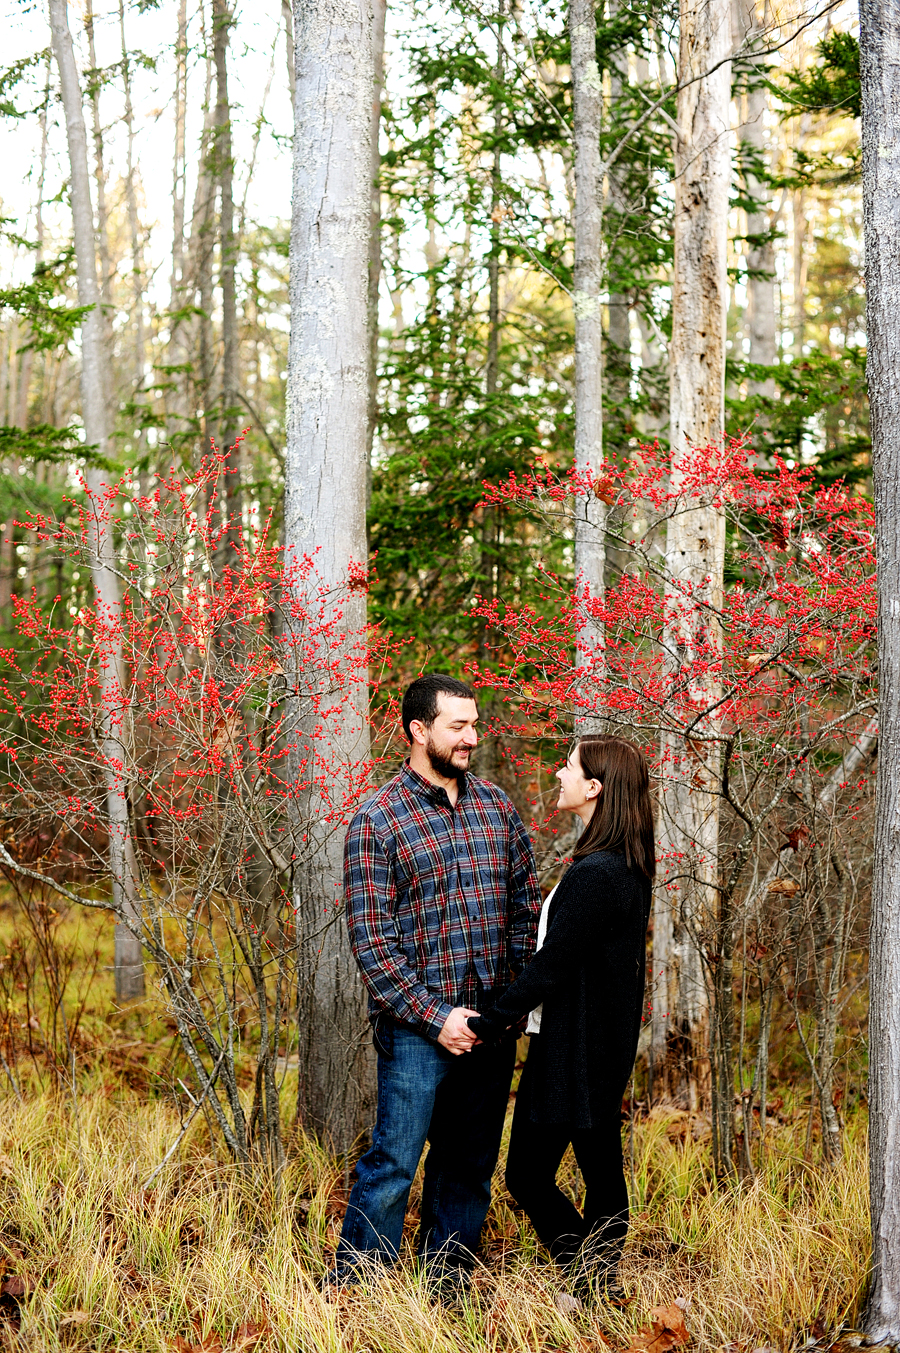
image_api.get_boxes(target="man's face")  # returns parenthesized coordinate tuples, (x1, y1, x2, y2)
(416, 694, 479, 780)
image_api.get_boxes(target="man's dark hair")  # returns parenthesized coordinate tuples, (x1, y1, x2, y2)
(402, 673, 476, 742)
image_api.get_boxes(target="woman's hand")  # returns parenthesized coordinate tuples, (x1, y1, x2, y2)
(467, 1012, 507, 1041)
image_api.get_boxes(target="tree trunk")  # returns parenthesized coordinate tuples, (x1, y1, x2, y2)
(710, 887, 736, 1178)
(1, 61, 50, 631)
(185, 32, 217, 461)
(651, 0, 730, 1112)
(475, 0, 505, 785)
(366, 0, 386, 473)
(569, 0, 606, 725)
(14, 60, 49, 433)
(118, 0, 147, 467)
(605, 0, 631, 425)
(286, 0, 378, 1151)
(83, 6, 115, 368)
(792, 185, 808, 357)
(166, 0, 190, 433)
(48, 0, 144, 1000)
(860, 0, 900, 1336)
(212, 0, 242, 566)
(282, 0, 295, 104)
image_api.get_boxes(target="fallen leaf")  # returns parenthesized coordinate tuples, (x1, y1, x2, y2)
(60, 1311, 92, 1326)
(232, 1322, 268, 1351)
(171, 1338, 224, 1353)
(624, 1299, 692, 1353)
(1, 1273, 36, 1299)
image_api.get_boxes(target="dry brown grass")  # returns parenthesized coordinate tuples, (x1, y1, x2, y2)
(0, 1082, 870, 1353)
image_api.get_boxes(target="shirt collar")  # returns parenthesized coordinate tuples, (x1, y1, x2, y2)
(400, 759, 470, 805)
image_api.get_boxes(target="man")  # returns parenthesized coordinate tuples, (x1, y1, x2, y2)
(334, 672, 541, 1287)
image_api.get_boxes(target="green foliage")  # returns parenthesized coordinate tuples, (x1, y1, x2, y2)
(0, 424, 109, 468)
(373, 0, 679, 663)
(371, 274, 573, 659)
(727, 349, 869, 487)
(781, 31, 860, 121)
(0, 251, 90, 354)
(0, 49, 49, 119)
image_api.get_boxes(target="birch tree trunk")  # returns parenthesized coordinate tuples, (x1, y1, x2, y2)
(860, 0, 900, 1336)
(83, 7, 115, 339)
(212, 0, 242, 565)
(651, 0, 730, 1112)
(282, 0, 296, 104)
(286, 0, 378, 1151)
(118, 0, 147, 468)
(166, 0, 190, 431)
(605, 0, 631, 420)
(193, 86, 217, 458)
(48, 0, 144, 1000)
(569, 0, 605, 727)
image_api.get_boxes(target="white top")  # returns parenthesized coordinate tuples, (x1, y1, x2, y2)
(525, 882, 559, 1035)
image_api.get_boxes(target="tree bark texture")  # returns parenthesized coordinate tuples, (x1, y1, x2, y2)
(83, 4, 116, 409)
(569, 0, 605, 725)
(213, 0, 242, 566)
(366, 0, 386, 491)
(184, 32, 217, 458)
(286, 0, 377, 1151)
(651, 0, 730, 1108)
(282, 0, 296, 104)
(860, 0, 900, 1337)
(48, 0, 145, 1000)
(166, 0, 191, 433)
(604, 0, 631, 417)
(119, 0, 147, 465)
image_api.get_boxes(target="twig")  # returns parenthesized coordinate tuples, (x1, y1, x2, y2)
(0, 841, 101, 909)
(142, 1048, 226, 1190)
(0, 1050, 23, 1102)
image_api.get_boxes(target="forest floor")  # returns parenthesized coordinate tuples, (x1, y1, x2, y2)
(0, 901, 874, 1353)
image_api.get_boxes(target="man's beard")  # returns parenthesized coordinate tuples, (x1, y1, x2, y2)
(425, 735, 470, 781)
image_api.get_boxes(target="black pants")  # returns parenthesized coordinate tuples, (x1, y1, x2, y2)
(504, 1039, 629, 1278)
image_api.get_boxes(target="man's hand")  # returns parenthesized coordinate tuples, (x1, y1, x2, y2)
(438, 1007, 482, 1055)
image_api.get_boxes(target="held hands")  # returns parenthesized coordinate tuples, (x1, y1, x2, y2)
(438, 1007, 483, 1055)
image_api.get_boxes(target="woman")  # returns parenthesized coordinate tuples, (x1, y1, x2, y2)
(467, 735, 654, 1302)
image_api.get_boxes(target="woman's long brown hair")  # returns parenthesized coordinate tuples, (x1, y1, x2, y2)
(570, 736, 656, 879)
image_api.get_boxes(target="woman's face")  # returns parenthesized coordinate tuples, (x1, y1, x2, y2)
(556, 745, 602, 818)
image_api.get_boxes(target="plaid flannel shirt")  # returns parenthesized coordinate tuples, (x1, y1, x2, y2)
(344, 762, 542, 1042)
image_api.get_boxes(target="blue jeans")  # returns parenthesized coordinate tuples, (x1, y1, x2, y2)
(336, 1021, 515, 1277)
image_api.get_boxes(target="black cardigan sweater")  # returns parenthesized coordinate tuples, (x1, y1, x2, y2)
(468, 850, 651, 1129)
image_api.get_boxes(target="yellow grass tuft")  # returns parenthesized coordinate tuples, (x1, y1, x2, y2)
(0, 1086, 870, 1352)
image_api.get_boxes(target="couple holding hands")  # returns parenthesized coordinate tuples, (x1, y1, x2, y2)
(330, 673, 654, 1307)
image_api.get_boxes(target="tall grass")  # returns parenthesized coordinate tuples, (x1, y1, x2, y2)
(0, 1083, 870, 1352)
